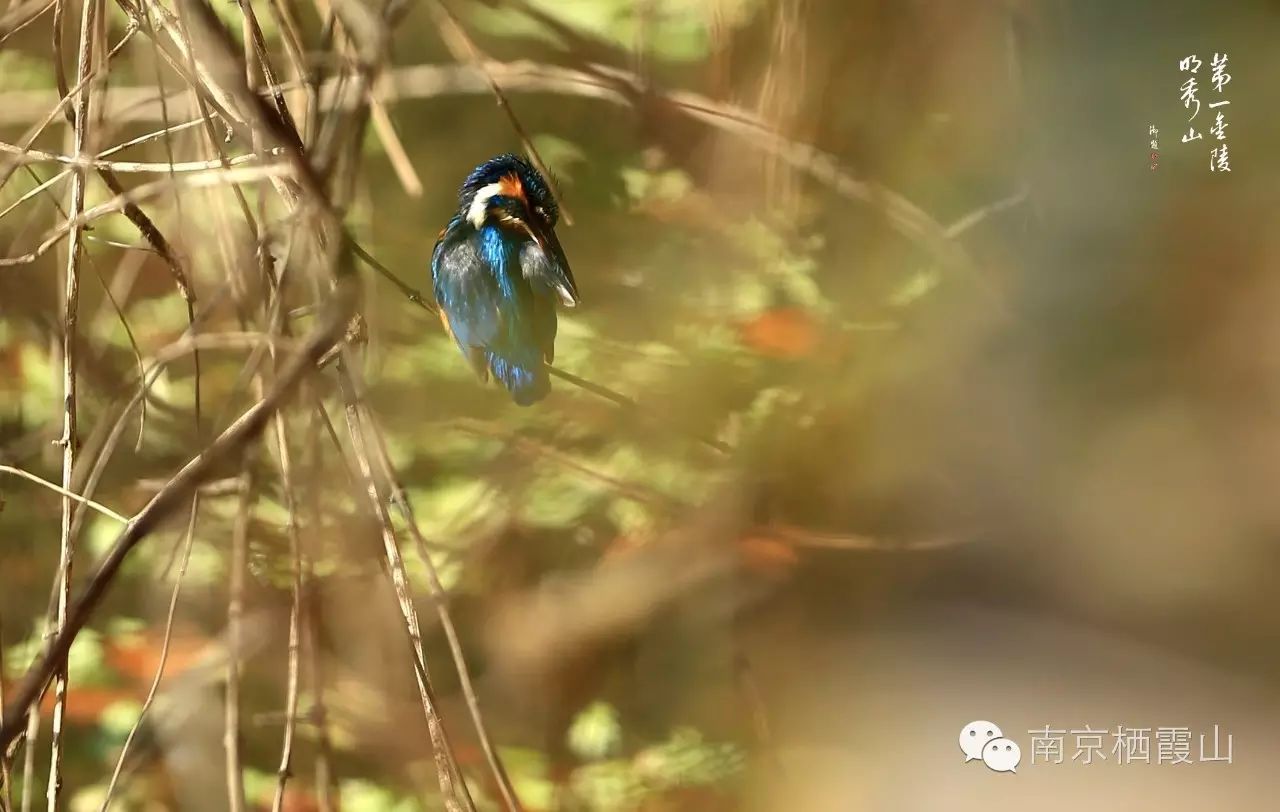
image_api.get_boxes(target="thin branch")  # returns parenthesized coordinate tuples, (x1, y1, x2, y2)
(96, 115, 213, 156)
(0, 610, 8, 812)
(0, 140, 271, 173)
(97, 498, 200, 811)
(17, 710, 37, 812)
(267, 426, 305, 812)
(368, 97, 423, 197)
(224, 463, 252, 812)
(766, 524, 970, 552)
(0, 162, 290, 268)
(302, 419, 337, 812)
(9, 165, 153, 455)
(60, 318, 273, 572)
(335, 358, 475, 812)
(363, 408, 523, 811)
(944, 186, 1030, 237)
(0, 280, 355, 753)
(350, 237, 433, 310)
(259, 193, 306, 812)
(47, 0, 99, 803)
(0, 58, 1003, 276)
(315, 0, 421, 197)
(111, 1, 203, 453)
(0, 19, 137, 196)
(0, 466, 129, 524)
(0, 0, 56, 46)
(0, 170, 71, 224)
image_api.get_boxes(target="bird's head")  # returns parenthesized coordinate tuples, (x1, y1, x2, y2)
(457, 154, 578, 306)
(459, 153, 557, 229)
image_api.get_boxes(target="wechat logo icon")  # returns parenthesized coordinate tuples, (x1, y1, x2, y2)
(959, 720, 1021, 773)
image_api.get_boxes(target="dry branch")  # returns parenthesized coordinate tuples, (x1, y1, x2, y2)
(0, 279, 355, 753)
(47, 0, 101, 804)
(336, 360, 476, 812)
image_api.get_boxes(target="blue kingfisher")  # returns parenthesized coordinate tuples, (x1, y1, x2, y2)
(431, 154, 579, 405)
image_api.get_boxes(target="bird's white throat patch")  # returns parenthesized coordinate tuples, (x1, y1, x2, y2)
(467, 182, 504, 228)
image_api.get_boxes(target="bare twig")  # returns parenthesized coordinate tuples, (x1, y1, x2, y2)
(47, 0, 99, 804)
(258, 176, 306, 812)
(0, 611, 8, 812)
(98, 499, 200, 811)
(224, 464, 252, 812)
(125, 0, 203, 450)
(17, 710, 37, 812)
(313, 0, 421, 196)
(944, 186, 1030, 238)
(0, 465, 129, 524)
(0, 20, 137, 196)
(363, 409, 524, 811)
(0, 280, 355, 753)
(336, 359, 475, 812)
(766, 524, 969, 552)
(303, 416, 337, 812)
(268, 412, 305, 812)
(0, 0, 56, 45)
(0, 162, 290, 268)
(96, 116, 214, 156)
(368, 97, 423, 197)
(0, 170, 71, 224)
(0, 140, 269, 174)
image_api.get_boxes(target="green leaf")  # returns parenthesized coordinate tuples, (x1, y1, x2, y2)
(568, 701, 623, 761)
(98, 699, 144, 741)
(570, 760, 643, 812)
(519, 469, 603, 528)
(408, 479, 499, 537)
(339, 779, 421, 812)
(66, 628, 109, 687)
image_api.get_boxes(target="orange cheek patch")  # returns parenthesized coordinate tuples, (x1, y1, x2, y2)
(497, 173, 525, 202)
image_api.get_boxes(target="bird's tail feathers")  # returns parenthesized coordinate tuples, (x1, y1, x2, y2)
(486, 351, 550, 406)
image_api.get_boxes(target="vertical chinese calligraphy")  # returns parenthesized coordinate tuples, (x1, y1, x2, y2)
(1179, 55, 1202, 143)
(1149, 125, 1159, 170)
(1208, 52, 1231, 172)
(1178, 53, 1232, 171)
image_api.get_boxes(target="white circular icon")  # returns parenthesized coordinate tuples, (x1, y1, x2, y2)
(958, 720, 1003, 762)
(981, 737, 1021, 773)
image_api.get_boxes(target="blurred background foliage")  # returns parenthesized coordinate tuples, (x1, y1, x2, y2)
(2, 0, 1279, 809)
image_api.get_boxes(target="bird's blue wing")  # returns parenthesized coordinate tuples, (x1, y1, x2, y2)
(432, 219, 502, 352)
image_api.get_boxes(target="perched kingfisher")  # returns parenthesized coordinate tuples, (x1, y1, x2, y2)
(431, 154, 579, 405)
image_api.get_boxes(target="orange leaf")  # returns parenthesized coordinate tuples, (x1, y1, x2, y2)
(105, 630, 210, 686)
(736, 307, 820, 359)
(736, 535, 799, 576)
